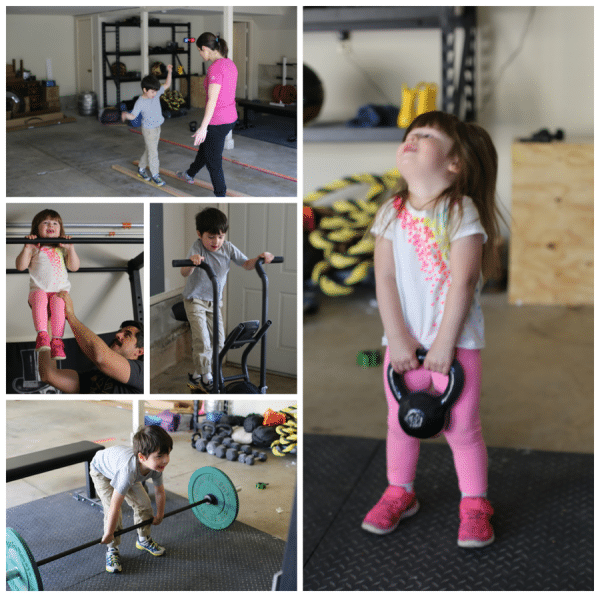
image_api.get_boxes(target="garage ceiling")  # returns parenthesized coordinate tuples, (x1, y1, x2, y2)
(5, 6, 284, 17)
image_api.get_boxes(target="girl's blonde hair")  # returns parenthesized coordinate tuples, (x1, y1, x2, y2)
(30, 209, 66, 238)
(391, 111, 502, 278)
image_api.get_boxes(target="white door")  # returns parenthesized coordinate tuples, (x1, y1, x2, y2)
(232, 21, 249, 98)
(75, 17, 94, 92)
(226, 203, 297, 376)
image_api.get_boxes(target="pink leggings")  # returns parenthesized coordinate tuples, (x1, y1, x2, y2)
(384, 346, 488, 496)
(29, 290, 65, 338)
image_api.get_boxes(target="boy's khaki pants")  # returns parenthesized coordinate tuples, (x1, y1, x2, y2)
(183, 298, 225, 376)
(140, 126, 161, 177)
(90, 468, 154, 550)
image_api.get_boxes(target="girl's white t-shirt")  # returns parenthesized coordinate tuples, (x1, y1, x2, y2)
(371, 195, 487, 350)
(28, 246, 71, 293)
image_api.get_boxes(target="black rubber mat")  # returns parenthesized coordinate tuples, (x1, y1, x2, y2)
(304, 434, 593, 590)
(7, 488, 284, 591)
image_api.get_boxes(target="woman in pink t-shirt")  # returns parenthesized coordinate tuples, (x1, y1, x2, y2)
(176, 32, 238, 197)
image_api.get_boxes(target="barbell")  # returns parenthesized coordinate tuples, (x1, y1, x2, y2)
(6, 467, 239, 591)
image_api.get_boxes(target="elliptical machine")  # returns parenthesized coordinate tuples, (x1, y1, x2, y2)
(172, 256, 284, 394)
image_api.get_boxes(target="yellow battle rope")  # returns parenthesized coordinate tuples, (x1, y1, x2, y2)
(304, 169, 403, 296)
(271, 406, 297, 457)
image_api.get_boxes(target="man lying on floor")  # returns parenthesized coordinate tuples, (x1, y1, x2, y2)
(37, 291, 144, 393)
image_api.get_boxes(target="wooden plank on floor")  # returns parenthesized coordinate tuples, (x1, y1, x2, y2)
(133, 161, 249, 197)
(111, 164, 194, 197)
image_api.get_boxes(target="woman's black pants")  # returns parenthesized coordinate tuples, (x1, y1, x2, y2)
(186, 121, 235, 197)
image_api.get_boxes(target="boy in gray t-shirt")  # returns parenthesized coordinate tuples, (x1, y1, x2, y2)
(179, 207, 274, 390)
(122, 67, 172, 187)
(90, 425, 173, 573)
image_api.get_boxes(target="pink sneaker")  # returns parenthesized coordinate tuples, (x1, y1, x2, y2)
(458, 497, 495, 548)
(50, 338, 66, 360)
(361, 485, 420, 535)
(35, 331, 51, 352)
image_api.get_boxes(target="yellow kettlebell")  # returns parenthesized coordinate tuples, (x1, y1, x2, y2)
(398, 84, 418, 128)
(416, 82, 437, 117)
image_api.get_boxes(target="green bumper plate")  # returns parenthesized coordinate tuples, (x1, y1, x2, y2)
(6, 527, 43, 591)
(188, 466, 239, 530)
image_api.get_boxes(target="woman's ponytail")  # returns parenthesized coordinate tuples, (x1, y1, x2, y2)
(196, 32, 228, 58)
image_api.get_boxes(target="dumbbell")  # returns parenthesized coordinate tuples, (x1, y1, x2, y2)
(206, 439, 223, 455)
(195, 438, 208, 452)
(214, 445, 227, 459)
(252, 450, 267, 462)
(237, 453, 255, 465)
(240, 445, 252, 455)
(226, 448, 239, 461)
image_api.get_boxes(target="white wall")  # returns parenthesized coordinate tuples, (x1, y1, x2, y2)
(6, 15, 78, 95)
(303, 6, 594, 237)
(6, 203, 144, 343)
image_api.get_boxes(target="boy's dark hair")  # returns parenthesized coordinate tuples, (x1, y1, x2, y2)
(141, 74, 161, 92)
(195, 207, 228, 235)
(120, 320, 144, 361)
(133, 425, 173, 457)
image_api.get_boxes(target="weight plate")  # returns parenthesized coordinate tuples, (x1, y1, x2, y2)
(188, 466, 239, 530)
(6, 528, 43, 591)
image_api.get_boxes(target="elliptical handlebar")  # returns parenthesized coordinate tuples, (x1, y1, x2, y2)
(172, 256, 283, 276)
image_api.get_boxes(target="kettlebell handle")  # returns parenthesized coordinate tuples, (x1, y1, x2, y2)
(387, 348, 465, 408)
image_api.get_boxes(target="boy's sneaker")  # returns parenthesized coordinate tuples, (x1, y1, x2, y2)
(105, 550, 122, 573)
(136, 537, 165, 556)
(188, 372, 202, 386)
(152, 175, 166, 187)
(361, 485, 420, 535)
(137, 167, 151, 181)
(35, 331, 51, 352)
(457, 497, 495, 548)
(50, 338, 66, 360)
(176, 170, 195, 184)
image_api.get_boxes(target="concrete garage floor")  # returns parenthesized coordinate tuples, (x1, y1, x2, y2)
(303, 290, 593, 454)
(6, 401, 297, 542)
(151, 356, 297, 394)
(6, 108, 296, 197)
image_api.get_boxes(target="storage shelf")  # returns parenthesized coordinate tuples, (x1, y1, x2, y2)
(102, 20, 192, 108)
(303, 6, 477, 123)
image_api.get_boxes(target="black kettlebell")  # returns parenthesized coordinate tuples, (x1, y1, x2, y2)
(189, 120, 197, 132)
(387, 348, 464, 439)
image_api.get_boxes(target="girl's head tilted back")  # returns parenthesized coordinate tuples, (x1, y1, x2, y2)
(195, 207, 228, 235)
(397, 111, 501, 277)
(30, 209, 66, 237)
(133, 425, 173, 457)
(196, 32, 228, 58)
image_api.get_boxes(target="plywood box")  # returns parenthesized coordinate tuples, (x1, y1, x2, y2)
(42, 85, 60, 101)
(508, 141, 593, 305)
(180, 75, 205, 108)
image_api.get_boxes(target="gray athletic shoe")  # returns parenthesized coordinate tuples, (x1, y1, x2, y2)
(176, 170, 195, 184)
(137, 168, 151, 181)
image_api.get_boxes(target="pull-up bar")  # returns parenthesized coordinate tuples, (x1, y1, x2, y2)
(7, 267, 129, 274)
(7, 238, 143, 245)
(7, 223, 143, 229)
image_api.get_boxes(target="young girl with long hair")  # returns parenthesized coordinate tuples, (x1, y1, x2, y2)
(363, 111, 502, 548)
